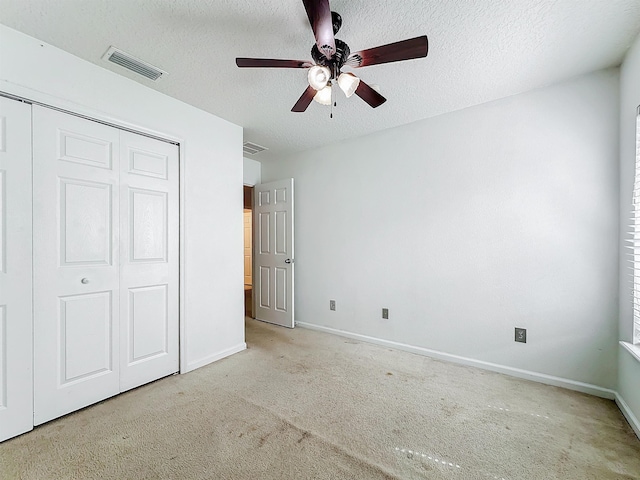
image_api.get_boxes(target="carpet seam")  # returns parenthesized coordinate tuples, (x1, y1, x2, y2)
(218, 388, 403, 480)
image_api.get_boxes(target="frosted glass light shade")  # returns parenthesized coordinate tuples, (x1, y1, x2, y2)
(308, 65, 331, 90)
(337, 72, 360, 98)
(313, 85, 332, 105)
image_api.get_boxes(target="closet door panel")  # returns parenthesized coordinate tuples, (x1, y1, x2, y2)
(33, 106, 120, 425)
(119, 131, 179, 392)
(0, 98, 33, 442)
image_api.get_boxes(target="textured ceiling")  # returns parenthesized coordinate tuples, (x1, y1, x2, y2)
(1, 0, 640, 162)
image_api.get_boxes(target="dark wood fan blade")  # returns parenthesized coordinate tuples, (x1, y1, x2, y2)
(354, 81, 387, 108)
(236, 58, 313, 68)
(302, 0, 336, 58)
(292, 86, 317, 112)
(348, 36, 428, 68)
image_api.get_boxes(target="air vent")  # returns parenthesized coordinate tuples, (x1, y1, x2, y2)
(102, 46, 166, 81)
(243, 142, 268, 155)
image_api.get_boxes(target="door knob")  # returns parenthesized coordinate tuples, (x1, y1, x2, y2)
(81, 278, 89, 284)
(284, 258, 294, 264)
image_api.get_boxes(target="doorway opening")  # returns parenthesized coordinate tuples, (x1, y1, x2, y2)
(244, 185, 254, 318)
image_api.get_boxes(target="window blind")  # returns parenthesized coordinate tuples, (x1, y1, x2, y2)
(632, 109, 640, 345)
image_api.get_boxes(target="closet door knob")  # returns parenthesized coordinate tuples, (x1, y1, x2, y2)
(81, 278, 89, 284)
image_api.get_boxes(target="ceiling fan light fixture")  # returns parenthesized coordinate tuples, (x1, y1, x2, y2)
(313, 84, 332, 105)
(337, 72, 360, 98)
(308, 65, 331, 90)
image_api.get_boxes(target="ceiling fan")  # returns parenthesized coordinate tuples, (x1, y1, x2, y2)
(236, 0, 429, 113)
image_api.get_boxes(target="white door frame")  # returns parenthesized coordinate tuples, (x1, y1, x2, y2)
(0, 88, 188, 374)
(243, 183, 255, 320)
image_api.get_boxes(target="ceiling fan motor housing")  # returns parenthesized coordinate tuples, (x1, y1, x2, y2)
(331, 11, 342, 34)
(311, 38, 350, 78)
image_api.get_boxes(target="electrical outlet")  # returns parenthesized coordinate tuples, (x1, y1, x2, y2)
(382, 308, 389, 319)
(515, 327, 527, 343)
(330, 300, 336, 311)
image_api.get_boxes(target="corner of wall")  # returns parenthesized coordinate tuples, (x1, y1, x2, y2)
(243, 157, 262, 186)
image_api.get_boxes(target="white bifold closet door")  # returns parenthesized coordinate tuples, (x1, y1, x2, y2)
(118, 130, 179, 392)
(0, 98, 33, 442)
(33, 106, 178, 425)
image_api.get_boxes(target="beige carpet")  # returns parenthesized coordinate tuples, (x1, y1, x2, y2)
(1, 319, 639, 480)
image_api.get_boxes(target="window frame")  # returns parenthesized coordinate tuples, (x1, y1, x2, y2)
(632, 107, 640, 346)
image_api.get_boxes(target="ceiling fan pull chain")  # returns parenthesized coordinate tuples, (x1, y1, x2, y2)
(330, 86, 333, 118)
(330, 84, 337, 119)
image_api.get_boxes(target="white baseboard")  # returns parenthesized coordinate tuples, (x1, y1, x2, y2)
(184, 342, 247, 373)
(615, 393, 640, 439)
(297, 322, 616, 400)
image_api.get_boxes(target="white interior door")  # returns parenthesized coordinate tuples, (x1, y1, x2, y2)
(33, 106, 121, 425)
(119, 130, 179, 392)
(253, 179, 295, 328)
(0, 98, 33, 441)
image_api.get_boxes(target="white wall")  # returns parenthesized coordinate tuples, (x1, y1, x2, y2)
(263, 69, 620, 391)
(0, 25, 245, 372)
(243, 157, 261, 186)
(618, 30, 640, 432)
